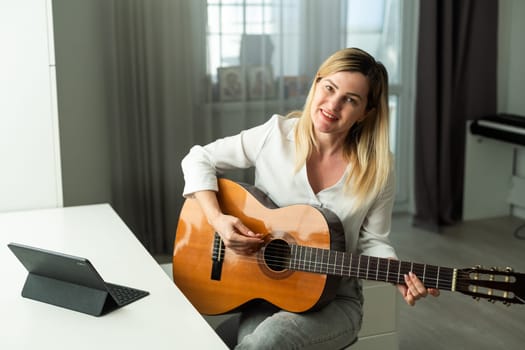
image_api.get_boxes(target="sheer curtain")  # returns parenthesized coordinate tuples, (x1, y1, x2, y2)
(107, 0, 403, 254)
(108, 0, 207, 254)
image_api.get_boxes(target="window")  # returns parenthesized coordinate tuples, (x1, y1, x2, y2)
(207, 0, 308, 102)
(206, 1, 307, 78)
(205, 0, 417, 208)
(344, 0, 403, 182)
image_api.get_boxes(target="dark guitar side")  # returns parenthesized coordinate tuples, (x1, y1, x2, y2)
(172, 178, 345, 315)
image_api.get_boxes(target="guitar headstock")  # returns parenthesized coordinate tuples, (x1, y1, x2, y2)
(456, 266, 525, 306)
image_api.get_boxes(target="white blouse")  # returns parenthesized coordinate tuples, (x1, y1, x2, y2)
(181, 114, 397, 261)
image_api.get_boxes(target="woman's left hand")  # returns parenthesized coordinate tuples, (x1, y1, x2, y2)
(397, 271, 440, 306)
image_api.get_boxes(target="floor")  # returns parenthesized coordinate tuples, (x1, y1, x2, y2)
(389, 213, 525, 350)
(158, 213, 525, 350)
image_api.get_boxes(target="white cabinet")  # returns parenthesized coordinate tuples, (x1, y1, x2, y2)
(463, 122, 514, 220)
(0, 0, 62, 212)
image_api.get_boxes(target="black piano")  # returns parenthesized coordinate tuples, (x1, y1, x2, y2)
(470, 114, 525, 146)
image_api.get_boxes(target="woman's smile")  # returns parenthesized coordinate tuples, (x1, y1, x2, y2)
(320, 108, 339, 121)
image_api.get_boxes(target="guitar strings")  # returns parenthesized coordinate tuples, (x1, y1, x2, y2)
(238, 254, 523, 301)
(230, 253, 517, 297)
(245, 254, 463, 290)
(211, 239, 520, 302)
(214, 245, 518, 294)
(215, 247, 459, 288)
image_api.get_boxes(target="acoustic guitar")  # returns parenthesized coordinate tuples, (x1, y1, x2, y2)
(172, 178, 524, 315)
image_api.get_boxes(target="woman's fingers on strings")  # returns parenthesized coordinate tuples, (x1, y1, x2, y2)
(233, 220, 264, 240)
(428, 288, 441, 297)
(404, 272, 427, 300)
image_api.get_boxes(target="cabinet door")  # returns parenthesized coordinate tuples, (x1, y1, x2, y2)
(0, 0, 62, 212)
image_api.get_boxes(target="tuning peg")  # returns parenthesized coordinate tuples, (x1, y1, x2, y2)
(505, 267, 514, 273)
(473, 296, 480, 301)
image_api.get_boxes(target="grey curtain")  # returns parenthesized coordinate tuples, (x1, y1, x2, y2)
(413, 0, 498, 230)
(108, 0, 207, 254)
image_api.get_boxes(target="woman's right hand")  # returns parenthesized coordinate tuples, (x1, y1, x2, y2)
(209, 213, 264, 255)
(193, 189, 264, 255)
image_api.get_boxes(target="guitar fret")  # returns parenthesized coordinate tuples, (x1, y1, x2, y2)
(339, 252, 344, 276)
(308, 247, 312, 272)
(345, 254, 351, 277)
(298, 245, 302, 271)
(325, 248, 330, 274)
(386, 259, 390, 283)
(294, 245, 299, 270)
(335, 252, 342, 276)
(315, 249, 324, 273)
(303, 247, 308, 272)
(402, 261, 412, 280)
(289, 245, 294, 270)
(294, 246, 298, 270)
(411, 263, 424, 284)
(303, 247, 308, 271)
(297, 246, 302, 271)
(303, 247, 310, 271)
(332, 251, 337, 275)
(397, 260, 401, 284)
(332, 251, 336, 275)
(391, 260, 400, 284)
(436, 266, 440, 289)
(294, 246, 301, 270)
(314, 248, 318, 273)
(366, 256, 370, 280)
(335, 251, 338, 275)
(313, 248, 320, 273)
(341, 252, 346, 276)
(325, 249, 330, 274)
(357, 255, 361, 278)
(333, 251, 338, 275)
(375, 257, 379, 281)
(311, 247, 316, 272)
(299, 246, 305, 272)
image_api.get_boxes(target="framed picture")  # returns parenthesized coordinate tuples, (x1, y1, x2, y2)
(247, 65, 275, 100)
(218, 66, 245, 102)
(283, 75, 310, 98)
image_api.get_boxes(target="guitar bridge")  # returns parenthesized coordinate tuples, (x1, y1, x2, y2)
(211, 232, 225, 280)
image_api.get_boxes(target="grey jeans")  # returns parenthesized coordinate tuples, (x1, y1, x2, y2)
(217, 279, 363, 350)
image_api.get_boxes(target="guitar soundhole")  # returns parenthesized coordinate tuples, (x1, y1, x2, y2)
(263, 239, 290, 272)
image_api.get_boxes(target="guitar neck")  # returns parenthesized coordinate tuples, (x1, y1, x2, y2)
(289, 245, 456, 291)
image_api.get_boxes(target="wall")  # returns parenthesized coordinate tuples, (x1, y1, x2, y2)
(498, 0, 525, 219)
(49, 0, 525, 219)
(0, 0, 63, 212)
(52, 0, 113, 206)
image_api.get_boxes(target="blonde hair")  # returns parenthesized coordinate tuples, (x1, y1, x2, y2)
(288, 47, 392, 209)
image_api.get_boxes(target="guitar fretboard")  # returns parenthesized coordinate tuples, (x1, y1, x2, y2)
(289, 245, 456, 291)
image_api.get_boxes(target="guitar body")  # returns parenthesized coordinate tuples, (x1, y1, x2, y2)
(174, 179, 525, 313)
(173, 179, 345, 315)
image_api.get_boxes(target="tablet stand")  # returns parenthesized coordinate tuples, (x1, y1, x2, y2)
(22, 273, 117, 316)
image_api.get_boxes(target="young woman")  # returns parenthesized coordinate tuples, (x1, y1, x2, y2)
(181, 48, 438, 349)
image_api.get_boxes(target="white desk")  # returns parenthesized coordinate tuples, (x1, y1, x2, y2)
(0, 204, 226, 349)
